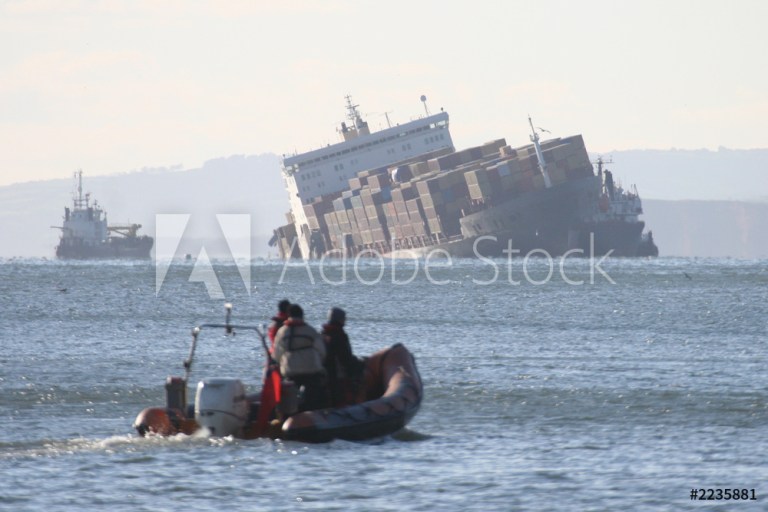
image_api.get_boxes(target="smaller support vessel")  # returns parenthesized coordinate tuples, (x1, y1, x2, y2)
(52, 170, 153, 259)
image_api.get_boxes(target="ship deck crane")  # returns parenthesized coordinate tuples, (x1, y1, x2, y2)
(108, 224, 142, 238)
(528, 116, 552, 188)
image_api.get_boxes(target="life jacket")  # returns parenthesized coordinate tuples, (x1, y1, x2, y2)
(268, 312, 289, 341)
(255, 364, 282, 434)
(277, 322, 324, 378)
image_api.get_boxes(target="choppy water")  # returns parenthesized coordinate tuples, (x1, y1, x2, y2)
(1, 257, 766, 511)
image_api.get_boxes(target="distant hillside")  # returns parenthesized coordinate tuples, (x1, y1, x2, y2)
(0, 149, 766, 259)
(594, 147, 768, 202)
(603, 147, 767, 257)
(643, 200, 768, 258)
(0, 154, 286, 258)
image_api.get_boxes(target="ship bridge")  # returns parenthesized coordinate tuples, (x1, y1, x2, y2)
(283, 110, 452, 202)
(281, 100, 454, 258)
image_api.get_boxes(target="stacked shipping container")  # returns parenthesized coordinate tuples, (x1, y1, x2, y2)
(302, 135, 594, 255)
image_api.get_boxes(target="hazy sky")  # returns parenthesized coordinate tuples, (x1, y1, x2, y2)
(1, 0, 766, 187)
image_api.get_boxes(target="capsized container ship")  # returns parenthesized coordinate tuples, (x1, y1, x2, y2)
(270, 96, 657, 259)
(52, 171, 153, 259)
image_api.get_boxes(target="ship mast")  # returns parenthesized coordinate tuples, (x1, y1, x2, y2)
(593, 155, 613, 194)
(74, 169, 89, 209)
(340, 95, 370, 140)
(528, 116, 552, 188)
(345, 94, 361, 124)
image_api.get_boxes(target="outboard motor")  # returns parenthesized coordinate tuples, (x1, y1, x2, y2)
(194, 378, 248, 437)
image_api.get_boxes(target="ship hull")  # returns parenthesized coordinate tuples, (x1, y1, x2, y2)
(386, 176, 649, 258)
(579, 220, 645, 257)
(56, 236, 153, 260)
(456, 176, 598, 256)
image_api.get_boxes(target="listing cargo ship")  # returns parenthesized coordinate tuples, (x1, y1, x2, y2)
(270, 96, 657, 259)
(52, 171, 154, 259)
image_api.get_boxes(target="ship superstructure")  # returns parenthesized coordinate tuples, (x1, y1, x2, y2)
(279, 96, 453, 258)
(584, 157, 658, 256)
(271, 96, 657, 259)
(53, 171, 153, 259)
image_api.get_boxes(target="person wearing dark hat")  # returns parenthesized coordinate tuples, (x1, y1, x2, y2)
(272, 304, 329, 411)
(322, 307, 364, 406)
(267, 299, 291, 352)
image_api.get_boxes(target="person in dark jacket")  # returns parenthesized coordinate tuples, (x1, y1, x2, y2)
(267, 299, 291, 352)
(321, 307, 364, 406)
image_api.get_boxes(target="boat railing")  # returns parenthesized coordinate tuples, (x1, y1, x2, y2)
(183, 303, 270, 383)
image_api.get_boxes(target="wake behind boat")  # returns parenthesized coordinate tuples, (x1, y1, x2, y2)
(134, 305, 422, 443)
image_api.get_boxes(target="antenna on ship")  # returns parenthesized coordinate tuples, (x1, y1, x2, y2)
(528, 116, 552, 188)
(420, 95, 431, 117)
(345, 94, 361, 123)
(593, 155, 613, 192)
(73, 169, 87, 208)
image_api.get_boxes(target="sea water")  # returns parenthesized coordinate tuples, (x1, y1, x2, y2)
(1, 257, 766, 511)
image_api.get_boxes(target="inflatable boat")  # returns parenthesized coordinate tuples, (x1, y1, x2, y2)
(133, 305, 422, 443)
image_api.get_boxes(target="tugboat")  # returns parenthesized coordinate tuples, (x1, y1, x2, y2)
(52, 170, 153, 259)
(133, 304, 423, 442)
